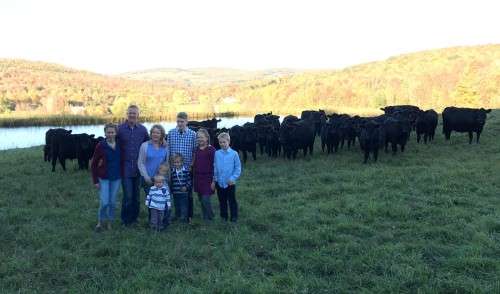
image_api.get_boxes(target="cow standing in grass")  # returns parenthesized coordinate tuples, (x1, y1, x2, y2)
(359, 120, 384, 163)
(415, 109, 438, 144)
(442, 107, 491, 144)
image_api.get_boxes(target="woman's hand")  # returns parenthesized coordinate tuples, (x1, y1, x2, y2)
(228, 180, 235, 186)
(210, 181, 216, 191)
(181, 186, 187, 192)
(95, 183, 100, 189)
(145, 178, 153, 186)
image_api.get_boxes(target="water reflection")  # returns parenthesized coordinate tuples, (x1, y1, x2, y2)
(0, 117, 254, 150)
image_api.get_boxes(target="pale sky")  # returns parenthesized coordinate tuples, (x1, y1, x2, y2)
(0, 0, 498, 74)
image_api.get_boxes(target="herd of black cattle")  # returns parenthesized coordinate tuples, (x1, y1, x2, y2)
(43, 105, 492, 171)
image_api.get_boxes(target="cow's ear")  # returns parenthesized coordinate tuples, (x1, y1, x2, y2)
(68, 130, 73, 134)
(486, 109, 492, 113)
(380, 108, 385, 111)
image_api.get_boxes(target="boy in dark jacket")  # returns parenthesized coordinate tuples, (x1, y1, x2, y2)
(170, 153, 192, 223)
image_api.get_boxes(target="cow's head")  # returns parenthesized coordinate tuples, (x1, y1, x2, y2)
(477, 108, 492, 125)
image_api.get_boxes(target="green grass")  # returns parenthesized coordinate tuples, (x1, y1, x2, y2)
(1, 112, 500, 293)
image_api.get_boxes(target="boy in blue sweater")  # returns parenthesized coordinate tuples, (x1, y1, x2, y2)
(211, 132, 242, 222)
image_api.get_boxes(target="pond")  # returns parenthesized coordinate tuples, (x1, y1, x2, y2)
(0, 117, 255, 150)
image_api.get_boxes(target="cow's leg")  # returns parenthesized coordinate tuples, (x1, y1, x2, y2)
(416, 133, 421, 143)
(476, 131, 481, 144)
(363, 150, 369, 164)
(445, 130, 451, 141)
(385, 141, 389, 153)
(373, 148, 379, 162)
(59, 156, 66, 171)
(252, 150, 256, 161)
(401, 143, 405, 152)
(392, 143, 397, 155)
(468, 131, 473, 144)
(51, 157, 57, 172)
(309, 143, 314, 155)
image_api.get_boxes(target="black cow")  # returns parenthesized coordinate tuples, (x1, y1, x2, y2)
(187, 118, 221, 130)
(229, 123, 258, 163)
(381, 105, 421, 130)
(254, 112, 273, 125)
(359, 120, 384, 163)
(279, 115, 300, 158)
(321, 121, 341, 155)
(254, 113, 280, 155)
(339, 117, 357, 150)
(44, 128, 72, 162)
(380, 105, 421, 114)
(383, 117, 410, 154)
(263, 125, 281, 158)
(442, 107, 491, 144)
(279, 119, 315, 159)
(415, 109, 438, 144)
(301, 110, 326, 136)
(51, 133, 97, 172)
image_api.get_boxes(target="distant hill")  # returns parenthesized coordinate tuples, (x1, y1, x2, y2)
(1, 44, 499, 119)
(118, 67, 298, 86)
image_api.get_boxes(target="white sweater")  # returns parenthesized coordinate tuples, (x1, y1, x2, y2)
(145, 185, 171, 211)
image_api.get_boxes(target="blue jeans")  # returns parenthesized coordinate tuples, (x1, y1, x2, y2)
(173, 192, 189, 222)
(121, 176, 141, 225)
(98, 178, 121, 221)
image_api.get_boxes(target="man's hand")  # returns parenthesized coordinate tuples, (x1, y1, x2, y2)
(181, 186, 187, 192)
(210, 181, 216, 191)
(95, 183, 100, 189)
(228, 180, 234, 186)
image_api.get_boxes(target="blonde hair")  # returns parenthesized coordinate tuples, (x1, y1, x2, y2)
(217, 132, 230, 142)
(197, 128, 210, 143)
(172, 153, 184, 163)
(153, 175, 165, 183)
(158, 162, 169, 173)
(150, 124, 166, 142)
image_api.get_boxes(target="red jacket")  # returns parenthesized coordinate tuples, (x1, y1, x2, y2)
(90, 141, 123, 184)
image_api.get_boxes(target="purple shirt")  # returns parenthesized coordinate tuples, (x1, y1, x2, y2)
(117, 121, 150, 177)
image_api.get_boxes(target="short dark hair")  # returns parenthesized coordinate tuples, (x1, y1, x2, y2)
(104, 123, 118, 133)
(177, 112, 188, 120)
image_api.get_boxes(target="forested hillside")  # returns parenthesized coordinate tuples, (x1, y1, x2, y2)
(1, 45, 499, 119)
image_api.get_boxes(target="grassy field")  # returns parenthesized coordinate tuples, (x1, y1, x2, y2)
(1, 112, 500, 293)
